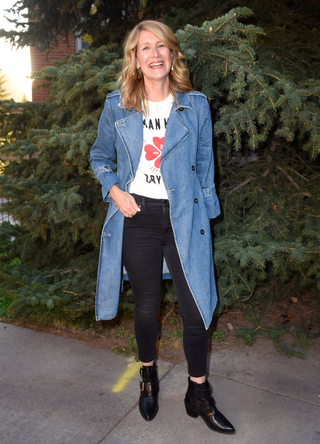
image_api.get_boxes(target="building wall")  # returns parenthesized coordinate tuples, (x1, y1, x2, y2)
(30, 38, 76, 102)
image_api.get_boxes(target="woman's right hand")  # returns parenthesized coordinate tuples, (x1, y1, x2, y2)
(109, 185, 141, 218)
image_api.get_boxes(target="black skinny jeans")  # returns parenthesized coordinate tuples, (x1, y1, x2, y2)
(122, 194, 208, 377)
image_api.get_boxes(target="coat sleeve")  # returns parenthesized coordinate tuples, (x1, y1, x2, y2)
(90, 98, 120, 201)
(196, 98, 221, 219)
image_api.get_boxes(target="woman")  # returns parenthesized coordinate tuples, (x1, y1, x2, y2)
(90, 20, 235, 434)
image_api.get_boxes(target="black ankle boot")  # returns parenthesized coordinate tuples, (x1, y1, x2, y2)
(184, 377, 235, 434)
(139, 363, 159, 421)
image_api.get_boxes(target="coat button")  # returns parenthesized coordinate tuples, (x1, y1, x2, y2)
(178, 107, 183, 111)
(191, 166, 195, 171)
(200, 229, 204, 235)
(194, 198, 198, 203)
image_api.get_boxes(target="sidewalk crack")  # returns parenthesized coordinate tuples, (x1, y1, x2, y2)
(95, 364, 177, 444)
(211, 373, 320, 407)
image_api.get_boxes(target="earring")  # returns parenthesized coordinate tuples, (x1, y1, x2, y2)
(133, 67, 142, 81)
(170, 64, 174, 75)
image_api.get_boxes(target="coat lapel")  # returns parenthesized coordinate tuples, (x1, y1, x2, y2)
(161, 93, 193, 163)
(115, 110, 143, 176)
(114, 92, 193, 171)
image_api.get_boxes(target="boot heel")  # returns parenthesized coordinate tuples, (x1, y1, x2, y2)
(184, 399, 199, 418)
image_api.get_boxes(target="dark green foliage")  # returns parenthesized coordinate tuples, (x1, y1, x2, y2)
(209, 328, 225, 343)
(2, 0, 320, 83)
(292, 327, 312, 350)
(176, 10, 320, 311)
(240, 0, 320, 80)
(171, 0, 320, 80)
(113, 335, 139, 360)
(177, 9, 320, 157)
(0, 0, 137, 50)
(0, 294, 13, 317)
(0, 7, 320, 328)
(213, 145, 320, 311)
(0, 0, 225, 50)
(0, 48, 120, 321)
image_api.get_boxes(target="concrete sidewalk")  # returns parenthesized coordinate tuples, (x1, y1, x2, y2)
(0, 321, 319, 444)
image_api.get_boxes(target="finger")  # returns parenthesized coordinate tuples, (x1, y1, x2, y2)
(129, 198, 141, 212)
(122, 210, 134, 218)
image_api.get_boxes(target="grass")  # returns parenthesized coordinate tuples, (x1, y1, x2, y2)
(0, 294, 13, 317)
(112, 334, 139, 360)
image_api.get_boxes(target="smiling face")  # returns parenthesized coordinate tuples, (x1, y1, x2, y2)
(136, 30, 173, 89)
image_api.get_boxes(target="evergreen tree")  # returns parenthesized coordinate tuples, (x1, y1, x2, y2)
(0, 0, 211, 50)
(0, 8, 319, 323)
(177, 8, 320, 308)
(0, 47, 119, 317)
(2, 0, 320, 82)
(0, 70, 9, 100)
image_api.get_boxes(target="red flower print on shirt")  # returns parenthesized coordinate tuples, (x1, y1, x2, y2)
(144, 137, 164, 170)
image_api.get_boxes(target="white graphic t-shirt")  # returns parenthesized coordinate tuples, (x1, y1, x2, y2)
(129, 94, 174, 199)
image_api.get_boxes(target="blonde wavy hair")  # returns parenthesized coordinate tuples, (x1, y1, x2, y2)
(118, 20, 193, 114)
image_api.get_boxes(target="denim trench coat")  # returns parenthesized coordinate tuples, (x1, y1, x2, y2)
(90, 90, 220, 329)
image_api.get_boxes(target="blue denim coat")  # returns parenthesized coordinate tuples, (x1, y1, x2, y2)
(90, 90, 220, 328)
